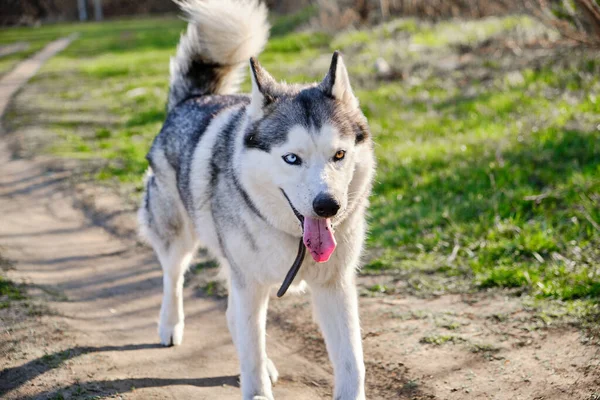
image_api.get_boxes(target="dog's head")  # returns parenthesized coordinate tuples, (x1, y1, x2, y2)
(240, 52, 375, 263)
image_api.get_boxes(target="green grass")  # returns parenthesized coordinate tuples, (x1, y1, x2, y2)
(361, 69, 600, 300)
(411, 16, 532, 47)
(269, 5, 318, 37)
(0, 18, 180, 75)
(2, 14, 599, 306)
(0, 276, 26, 308)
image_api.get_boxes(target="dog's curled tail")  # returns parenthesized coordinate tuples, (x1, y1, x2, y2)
(168, 0, 270, 110)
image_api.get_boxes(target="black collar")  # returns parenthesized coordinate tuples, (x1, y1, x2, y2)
(277, 189, 306, 297)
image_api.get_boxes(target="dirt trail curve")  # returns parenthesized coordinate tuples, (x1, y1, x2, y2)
(0, 38, 329, 399)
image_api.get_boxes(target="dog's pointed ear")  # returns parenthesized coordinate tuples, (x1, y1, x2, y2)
(248, 57, 277, 120)
(320, 51, 359, 109)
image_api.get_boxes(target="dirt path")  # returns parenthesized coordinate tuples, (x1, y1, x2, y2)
(0, 42, 30, 58)
(0, 39, 329, 400)
(0, 35, 76, 118)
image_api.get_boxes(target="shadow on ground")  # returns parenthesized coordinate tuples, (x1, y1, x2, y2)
(0, 343, 239, 398)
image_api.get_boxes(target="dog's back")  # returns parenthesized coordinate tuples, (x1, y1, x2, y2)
(138, 0, 269, 255)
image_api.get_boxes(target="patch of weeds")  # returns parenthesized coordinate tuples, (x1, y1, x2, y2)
(470, 343, 500, 354)
(95, 128, 111, 139)
(388, 310, 432, 320)
(204, 281, 217, 296)
(420, 334, 464, 346)
(0, 276, 26, 306)
(581, 307, 600, 344)
(438, 320, 461, 330)
(477, 267, 533, 290)
(198, 280, 227, 298)
(410, 310, 433, 319)
(402, 379, 419, 391)
(488, 313, 510, 323)
(525, 297, 599, 331)
(73, 385, 88, 396)
(41, 349, 71, 369)
(192, 259, 219, 274)
(367, 284, 391, 294)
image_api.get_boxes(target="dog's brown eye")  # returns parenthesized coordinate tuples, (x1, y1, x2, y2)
(333, 150, 345, 161)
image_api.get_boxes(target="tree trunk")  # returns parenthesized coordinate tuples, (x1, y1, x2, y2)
(94, 0, 103, 21)
(77, 0, 87, 21)
(380, 0, 389, 19)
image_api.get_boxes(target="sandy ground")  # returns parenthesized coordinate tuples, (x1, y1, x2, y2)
(1, 38, 599, 400)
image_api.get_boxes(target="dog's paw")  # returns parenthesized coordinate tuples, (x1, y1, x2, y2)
(158, 320, 184, 346)
(266, 358, 279, 384)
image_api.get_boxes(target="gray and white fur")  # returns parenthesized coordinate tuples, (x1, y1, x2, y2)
(138, 1, 375, 399)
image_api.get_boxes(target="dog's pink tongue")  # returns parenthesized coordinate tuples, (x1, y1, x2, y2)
(303, 217, 336, 263)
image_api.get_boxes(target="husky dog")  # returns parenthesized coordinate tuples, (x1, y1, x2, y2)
(138, 0, 375, 398)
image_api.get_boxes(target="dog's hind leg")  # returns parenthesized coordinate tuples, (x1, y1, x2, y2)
(139, 171, 198, 346)
(155, 234, 197, 346)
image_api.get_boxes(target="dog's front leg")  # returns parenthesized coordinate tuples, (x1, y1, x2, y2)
(311, 277, 365, 400)
(229, 281, 273, 400)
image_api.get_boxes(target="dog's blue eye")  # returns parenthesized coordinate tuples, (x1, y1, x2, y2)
(282, 153, 301, 165)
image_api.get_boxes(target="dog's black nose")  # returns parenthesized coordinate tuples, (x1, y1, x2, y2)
(313, 193, 340, 218)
